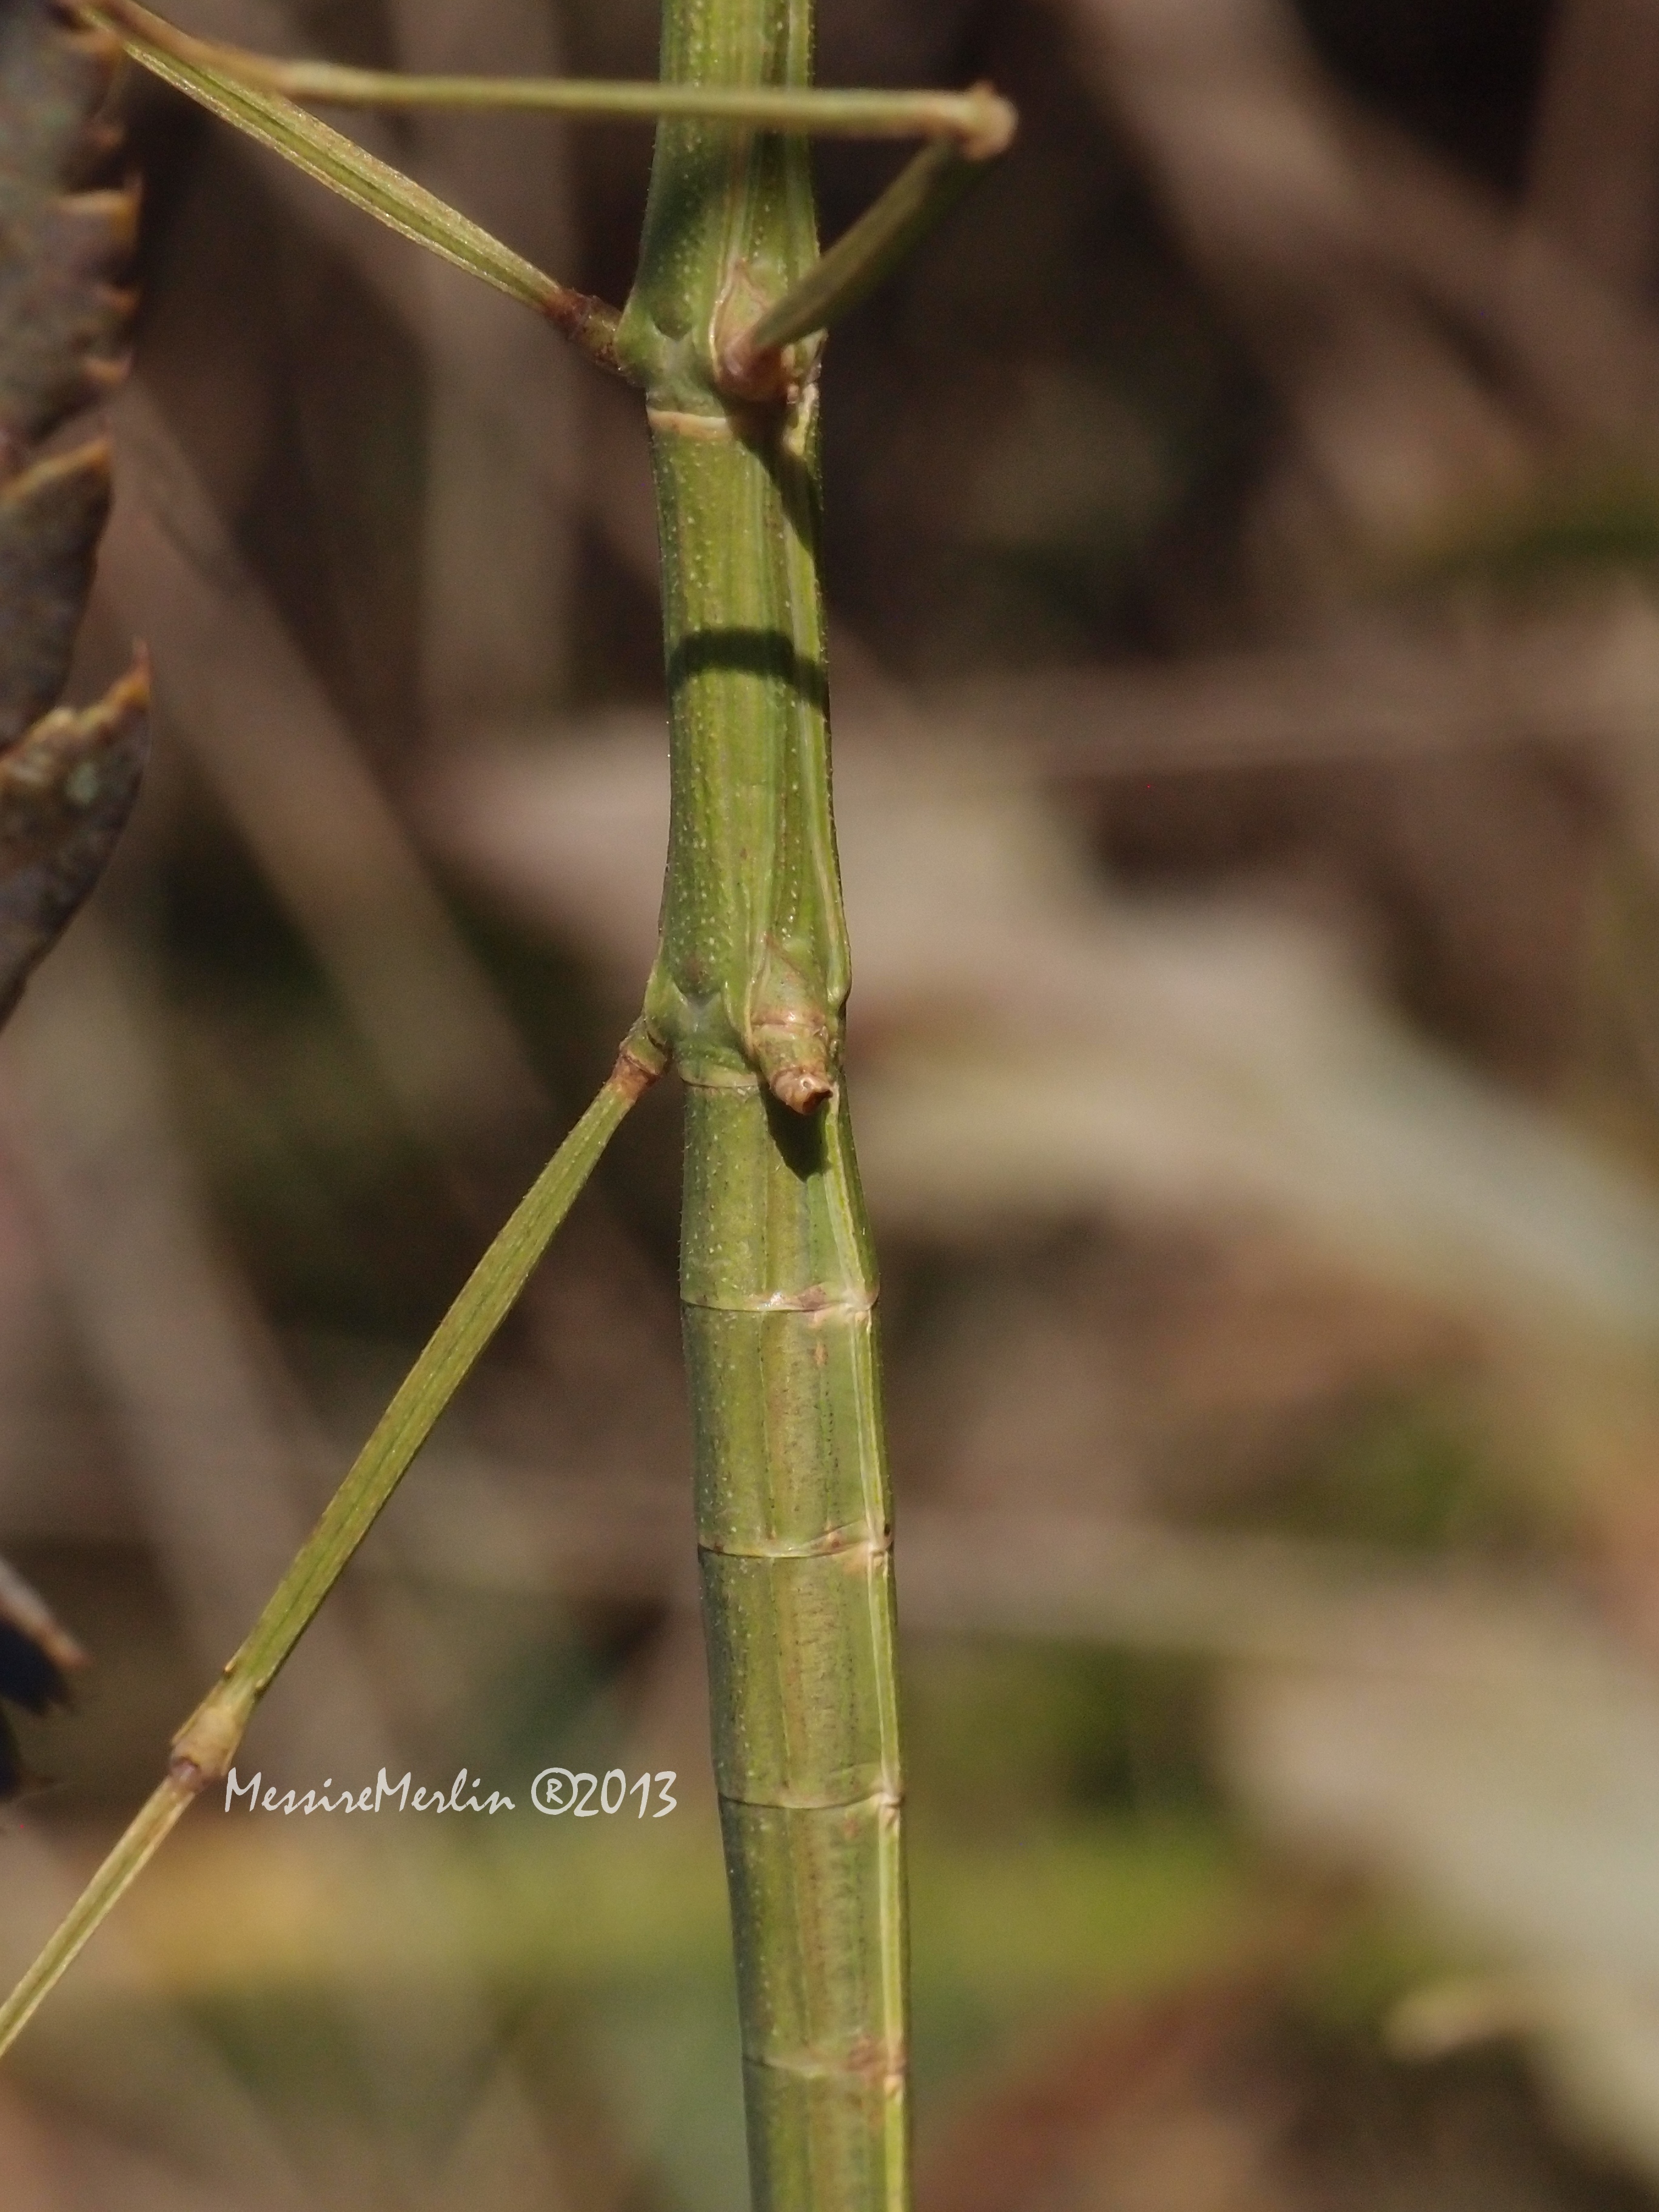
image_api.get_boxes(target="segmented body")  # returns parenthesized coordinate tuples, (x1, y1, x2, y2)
(647, 403, 909, 2212)
(621, 8, 913, 2190)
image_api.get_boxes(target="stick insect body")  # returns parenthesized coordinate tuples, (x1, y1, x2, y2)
(1, 5, 1015, 2205)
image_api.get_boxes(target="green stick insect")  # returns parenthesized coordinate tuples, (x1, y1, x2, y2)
(0, 4, 1016, 2207)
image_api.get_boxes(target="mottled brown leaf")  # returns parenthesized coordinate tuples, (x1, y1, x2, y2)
(0, 435, 110, 743)
(0, 0, 145, 1028)
(0, 2, 150, 1791)
(0, 650, 147, 1017)
(0, 2, 133, 456)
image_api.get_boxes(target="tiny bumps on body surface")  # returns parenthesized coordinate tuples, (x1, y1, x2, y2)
(618, 7, 907, 2193)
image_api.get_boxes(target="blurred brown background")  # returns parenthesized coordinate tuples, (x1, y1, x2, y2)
(9, 0, 1659, 2205)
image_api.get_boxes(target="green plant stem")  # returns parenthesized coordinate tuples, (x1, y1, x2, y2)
(620, 0, 910, 2200)
(83, 0, 1010, 147)
(81, 0, 623, 366)
(0, 1028, 662, 2062)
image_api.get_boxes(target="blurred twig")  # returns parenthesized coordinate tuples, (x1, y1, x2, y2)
(0, 916, 383, 1774)
(1052, 0, 1530, 548)
(1054, 0, 1659, 569)
(1335, 104, 1659, 445)
(0, 1555, 83, 1677)
(1529, 0, 1659, 297)
(949, 597, 1659, 774)
(164, 0, 662, 594)
(103, 382, 548, 1159)
(384, 0, 582, 737)
(833, 595, 1650, 854)
(368, 1469, 1596, 1685)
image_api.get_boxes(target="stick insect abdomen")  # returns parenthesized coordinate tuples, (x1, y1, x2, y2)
(683, 1079, 907, 2207)
(642, 400, 912, 2207)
